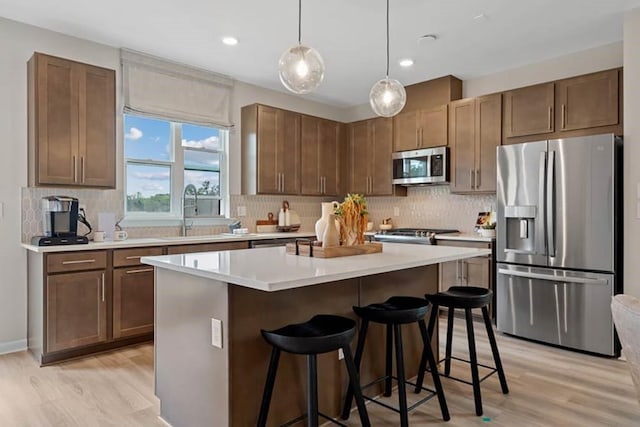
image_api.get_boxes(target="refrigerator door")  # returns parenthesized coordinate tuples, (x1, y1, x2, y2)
(496, 141, 548, 266)
(547, 135, 615, 271)
(496, 263, 615, 356)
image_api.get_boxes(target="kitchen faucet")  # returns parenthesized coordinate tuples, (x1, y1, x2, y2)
(182, 184, 198, 236)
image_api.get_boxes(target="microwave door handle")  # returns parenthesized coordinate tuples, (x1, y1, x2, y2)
(536, 152, 547, 255)
(547, 151, 556, 257)
(426, 154, 431, 178)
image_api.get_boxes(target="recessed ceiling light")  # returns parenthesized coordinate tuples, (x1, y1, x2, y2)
(473, 13, 487, 21)
(399, 58, 414, 67)
(417, 34, 438, 44)
(222, 36, 238, 46)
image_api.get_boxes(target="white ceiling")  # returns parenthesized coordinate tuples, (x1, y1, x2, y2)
(2, 0, 640, 107)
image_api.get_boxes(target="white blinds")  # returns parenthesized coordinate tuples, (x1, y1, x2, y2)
(121, 49, 234, 128)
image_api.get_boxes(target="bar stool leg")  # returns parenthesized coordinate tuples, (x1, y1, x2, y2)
(417, 319, 450, 421)
(444, 308, 455, 376)
(415, 302, 440, 392)
(341, 345, 371, 427)
(257, 347, 281, 427)
(393, 324, 409, 427)
(482, 306, 509, 394)
(307, 354, 319, 427)
(341, 319, 369, 420)
(465, 308, 483, 416)
(384, 323, 394, 397)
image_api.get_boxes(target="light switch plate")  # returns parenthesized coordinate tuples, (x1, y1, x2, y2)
(211, 318, 223, 348)
(338, 348, 344, 360)
(0, 202, 3, 218)
(393, 207, 400, 217)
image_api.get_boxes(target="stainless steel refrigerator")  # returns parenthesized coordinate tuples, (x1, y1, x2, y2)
(496, 134, 622, 356)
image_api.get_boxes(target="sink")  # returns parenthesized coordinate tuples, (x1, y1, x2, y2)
(160, 235, 252, 242)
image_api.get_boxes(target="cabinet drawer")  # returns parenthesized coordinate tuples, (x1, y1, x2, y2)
(114, 247, 164, 267)
(46, 251, 107, 273)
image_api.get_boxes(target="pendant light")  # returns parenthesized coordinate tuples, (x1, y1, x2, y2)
(369, 0, 406, 117)
(278, 0, 325, 94)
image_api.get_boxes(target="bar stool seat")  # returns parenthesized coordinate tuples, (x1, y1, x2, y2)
(417, 286, 509, 417)
(342, 296, 449, 427)
(258, 314, 370, 427)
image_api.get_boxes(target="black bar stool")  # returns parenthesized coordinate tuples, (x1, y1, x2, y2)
(341, 296, 450, 427)
(257, 314, 370, 427)
(416, 286, 509, 416)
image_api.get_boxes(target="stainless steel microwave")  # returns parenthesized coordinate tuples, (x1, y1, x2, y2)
(392, 146, 449, 185)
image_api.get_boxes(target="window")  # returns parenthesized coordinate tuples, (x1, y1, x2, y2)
(124, 114, 227, 220)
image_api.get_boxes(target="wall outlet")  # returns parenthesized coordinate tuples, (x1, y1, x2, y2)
(211, 318, 223, 348)
(237, 206, 246, 217)
(393, 206, 400, 217)
(338, 348, 344, 360)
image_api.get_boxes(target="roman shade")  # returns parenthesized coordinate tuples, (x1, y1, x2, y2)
(121, 49, 234, 128)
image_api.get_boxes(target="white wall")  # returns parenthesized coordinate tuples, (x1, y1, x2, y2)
(624, 9, 640, 298)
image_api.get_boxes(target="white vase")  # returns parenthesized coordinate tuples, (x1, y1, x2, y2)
(322, 214, 340, 248)
(315, 201, 340, 242)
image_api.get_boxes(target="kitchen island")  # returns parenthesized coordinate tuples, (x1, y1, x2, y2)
(142, 242, 490, 427)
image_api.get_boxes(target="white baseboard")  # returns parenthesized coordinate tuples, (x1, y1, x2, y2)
(0, 339, 27, 355)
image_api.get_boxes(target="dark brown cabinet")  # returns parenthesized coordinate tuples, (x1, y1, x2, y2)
(241, 104, 300, 195)
(28, 52, 115, 188)
(450, 94, 501, 194)
(503, 82, 554, 138)
(300, 116, 340, 196)
(393, 105, 448, 152)
(438, 240, 492, 298)
(347, 117, 395, 196)
(556, 69, 619, 132)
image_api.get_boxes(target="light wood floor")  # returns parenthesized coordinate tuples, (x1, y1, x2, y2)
(1, 318, 639, 426)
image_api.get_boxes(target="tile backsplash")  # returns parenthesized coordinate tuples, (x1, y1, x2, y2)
(22, 186, 495, 242)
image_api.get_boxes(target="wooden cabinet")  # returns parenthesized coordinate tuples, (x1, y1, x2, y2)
(438, 240, 493, 293)
(241, 104, 300, 195)
(28, 52, 115, 188)
(503, 82, 554, 138)
(450, 94, 501, 194)
(556, 69, 619, 132)
(112, 247, 163, 339)
(393, 105, 448, 151)
(347, 117, 397, 196)
(300, 116, 340, 196)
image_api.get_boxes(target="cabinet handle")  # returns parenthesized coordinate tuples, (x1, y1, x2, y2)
(62, 259, 96, 265)
(322, 176, 326, 194)
(561, 104, 566, 129)
(475, 169, 480, 189)
(470, 170, 475, 189)
(72, 156, 77, 183)
(125, 255, 142, 260)
(101, 273, 105, 302)
(125, 268, 154, 274)
(548, 106, 553, 130)
(420, 128, 424, 148)
(416, 129, 420, 148)
(81, 157, 85, 183)
(281, 173, 285, 193)
(456, 260, 461, 281)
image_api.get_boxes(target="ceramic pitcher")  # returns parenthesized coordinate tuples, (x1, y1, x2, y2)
(315, 201, 340, 242)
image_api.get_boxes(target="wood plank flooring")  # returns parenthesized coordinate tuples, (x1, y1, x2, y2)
(1, 317, 639, 426)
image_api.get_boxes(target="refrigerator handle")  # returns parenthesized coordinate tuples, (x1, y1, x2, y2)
(547, 151, 556, 257)
(497, 268, 608, 285)
(537, 152, 547, 255)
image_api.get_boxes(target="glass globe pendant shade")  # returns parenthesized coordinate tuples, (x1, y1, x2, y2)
(369, 77, 407, 117)
(278, 44, 325, 94)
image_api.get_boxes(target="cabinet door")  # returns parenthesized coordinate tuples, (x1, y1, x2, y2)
(348, 121, 371, 194)
(393, 111, 419, 152)
(46, 270, 107, 352)
(34, 54, 79, 185)
(439, 260, 461, 292)
(113, 267, 154, 338)
(419, 105, 448, 148)
(556, 69, 619, 132)
(449, 99, 475, 193)
(318, 119, 340, 196)
(256, 105, 280, 194)
(504, 82, 554, 138)
(278, 109, 301, 194)
(475, 94, 501, 193)
(370, 118, 394, 195)
(465, 256, 491, 288)
(78, 64, 115, 187)
(300, 115, 321, 195)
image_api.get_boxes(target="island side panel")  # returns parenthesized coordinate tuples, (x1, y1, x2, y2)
(228, 279, 360, 427)
(358, 265, 439, 398)
(27, 251, 44, 363)
(155, 268, 230, 427)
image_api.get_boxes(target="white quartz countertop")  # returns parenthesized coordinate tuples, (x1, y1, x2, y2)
(21, 232, 316, 253)
(141, 242, 491, 292)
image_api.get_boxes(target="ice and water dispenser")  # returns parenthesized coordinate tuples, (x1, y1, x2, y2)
(503, 205, 539, 254)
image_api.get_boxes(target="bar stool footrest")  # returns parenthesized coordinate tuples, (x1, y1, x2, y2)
(430, 356, 499, 386)
(359, 374, 439, 415)
(280, 412, 350, 427)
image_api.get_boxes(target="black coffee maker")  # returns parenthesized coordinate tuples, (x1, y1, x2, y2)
(31, 196, 91, 246)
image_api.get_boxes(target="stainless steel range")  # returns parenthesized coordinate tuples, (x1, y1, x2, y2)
(373, 228, 459, 245)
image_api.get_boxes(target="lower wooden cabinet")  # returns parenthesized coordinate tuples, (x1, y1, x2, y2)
(46, 270, 107, 353)
(113, 266, 155, 339)
(438, 240, 493, 291)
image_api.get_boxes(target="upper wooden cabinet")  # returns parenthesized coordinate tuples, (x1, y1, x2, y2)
(300, 116, 340, 196)
(503, 82, 554, 138)
(450, 94, 502, 194)
(556, 69, 619, 132)
(347, 118, 399, 196)
(393, 105, 448, 151)
(28, 52, 115, 188)
(242, 104, 300, 195)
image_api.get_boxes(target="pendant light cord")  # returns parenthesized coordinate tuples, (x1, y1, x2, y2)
(386, 0, 390, 78)
(298, 0, 302, 44)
